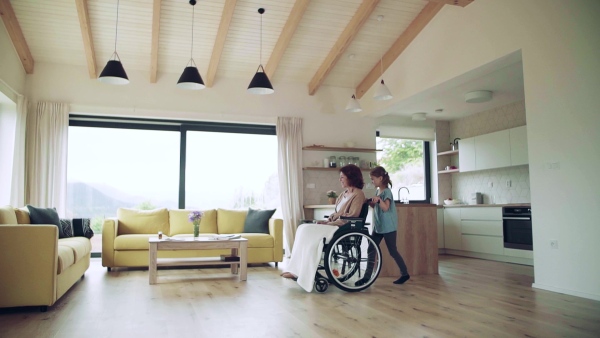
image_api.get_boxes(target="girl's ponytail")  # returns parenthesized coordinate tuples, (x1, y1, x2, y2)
(370, 166, 392, 188)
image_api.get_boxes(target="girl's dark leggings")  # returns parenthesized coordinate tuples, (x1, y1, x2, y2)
(364, 231, 409, 278)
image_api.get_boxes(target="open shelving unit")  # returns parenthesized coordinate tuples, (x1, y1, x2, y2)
(303, 145, 381, 171)
(437, 149, 459, 174)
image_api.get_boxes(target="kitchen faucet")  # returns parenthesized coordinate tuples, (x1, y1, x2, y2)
(398, 187, 410, 204)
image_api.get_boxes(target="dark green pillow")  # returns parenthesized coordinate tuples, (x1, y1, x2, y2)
(243, 208, 276, 234)
(27, 205, 65, 239)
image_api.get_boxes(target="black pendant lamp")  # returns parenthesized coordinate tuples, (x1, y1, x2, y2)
(177, 0, 205, 90)
(99, 0, 129, 85)
(247, 8, 274, 94)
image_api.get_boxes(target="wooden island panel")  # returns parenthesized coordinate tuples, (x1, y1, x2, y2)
(378, 204, 438, 277)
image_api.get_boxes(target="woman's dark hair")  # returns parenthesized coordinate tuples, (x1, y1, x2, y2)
(340, 164, 364, 189)
(370, 166, 392, 188)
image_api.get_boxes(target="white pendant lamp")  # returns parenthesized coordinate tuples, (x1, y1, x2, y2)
(247, 8, 274, 94)
(177, 0, 205, 90)
(98, 0, 129, 85)
(373, 15, 392, 101)
(345, 54, 362, 113)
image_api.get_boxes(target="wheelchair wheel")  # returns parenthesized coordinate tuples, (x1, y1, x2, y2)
(314, 276, 329, 293)
(323, 231, 382, 292)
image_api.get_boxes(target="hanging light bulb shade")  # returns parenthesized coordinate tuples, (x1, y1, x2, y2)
(177, 0, 205, 90)
(248, 8, 274, 94)
(345, 94, 362, 113)
(373, 15, 392, 100)
(374, 79, 393, 101)
(248, 64, 273, 94)
(99, 0, 129, 85)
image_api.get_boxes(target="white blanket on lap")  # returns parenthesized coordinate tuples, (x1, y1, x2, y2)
(286, 223, 339, 292)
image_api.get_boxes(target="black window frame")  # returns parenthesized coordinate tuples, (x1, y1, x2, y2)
(375, 131, 431, 204)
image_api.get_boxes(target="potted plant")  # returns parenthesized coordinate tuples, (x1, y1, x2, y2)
(188, 211, 204, 238)
(326, 190, 338, 204)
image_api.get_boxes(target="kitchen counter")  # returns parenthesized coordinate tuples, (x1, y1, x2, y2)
(442, 203, 530, 208)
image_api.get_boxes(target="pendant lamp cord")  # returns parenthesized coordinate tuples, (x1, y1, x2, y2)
(379, 17, 383, 80)
(260, 12, 263, 65)
(114, 0, 120, 54)
(191, 5, 195, 60)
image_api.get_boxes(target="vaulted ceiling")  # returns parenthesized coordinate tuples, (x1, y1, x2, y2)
(0, 0, 473, 98)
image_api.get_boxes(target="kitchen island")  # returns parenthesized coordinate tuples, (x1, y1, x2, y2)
(378, 203, 438, 277)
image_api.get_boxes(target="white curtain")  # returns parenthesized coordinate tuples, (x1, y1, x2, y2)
(25, 102, 69, 215)
(9, 95, 29, 207)
(276, 117, 304, 257)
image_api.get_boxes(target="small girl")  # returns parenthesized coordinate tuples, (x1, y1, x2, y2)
(356, 166, 410, 286)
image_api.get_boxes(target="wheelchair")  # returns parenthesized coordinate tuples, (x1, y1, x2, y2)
(311, 202, 382, 293)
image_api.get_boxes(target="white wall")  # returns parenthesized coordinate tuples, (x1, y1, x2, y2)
(0, 19, 26, 101)
(362, 0, 600, 300)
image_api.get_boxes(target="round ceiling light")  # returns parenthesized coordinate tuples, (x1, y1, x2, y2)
(465, 90, 493, 103)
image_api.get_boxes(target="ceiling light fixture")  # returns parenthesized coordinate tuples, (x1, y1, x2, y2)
(412, 112, 427, 121)
(345, 54, 362, 113)
(373, 15, 392, 101)
(247, 8, 274, 94)
(465, 90, 493, 103)
(177, 0, 205, 90)
(98, 0, 129, 85)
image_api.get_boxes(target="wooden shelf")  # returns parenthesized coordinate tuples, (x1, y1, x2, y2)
(303, 146, 381, 152)
(437, 150, 459, 156)
(304, 167, 372, 172)
(438, 169, 460, 174)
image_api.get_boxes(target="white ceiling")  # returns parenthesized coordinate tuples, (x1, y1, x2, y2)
(376, 50, 525, 120)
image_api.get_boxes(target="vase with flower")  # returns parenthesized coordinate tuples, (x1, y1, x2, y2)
(326, 190, 338, 204)
(188, 211, 204, 238)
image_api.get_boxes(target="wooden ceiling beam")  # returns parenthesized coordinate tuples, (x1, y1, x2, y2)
(205, 0, 237, 88)
(427, 0, 474, 7)
(0, 0, 34, 74)
(265, 0, 311, 79)
(308, 0, 379, 96)
(150, 0, 162, 83)
(355, 2, 444, 99)
(75, 0, 97, 79)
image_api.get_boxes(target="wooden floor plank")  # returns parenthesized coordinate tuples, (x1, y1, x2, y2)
(1, 255, 599, 338)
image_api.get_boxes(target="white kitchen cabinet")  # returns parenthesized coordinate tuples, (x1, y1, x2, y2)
(458, 137, 476, 172)
(476, 130, 511, 170)
(443, 208, 462, 250)
(460, 207, 503, 255)
(510, 125, 528, 165)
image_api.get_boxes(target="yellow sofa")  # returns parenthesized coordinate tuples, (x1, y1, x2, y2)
(102, 208, 283, 270)
(0, 205, 91, 311)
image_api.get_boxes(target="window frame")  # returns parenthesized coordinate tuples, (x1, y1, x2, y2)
(69, 114, 276, 208)
(375, 131, 432, 204)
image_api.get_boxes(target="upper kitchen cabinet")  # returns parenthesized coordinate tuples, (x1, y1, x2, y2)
(458, 138, 476, 172)
(476, 130, 511, 170)
(510, 126, 529, 165)
(459, 126, 528, 173)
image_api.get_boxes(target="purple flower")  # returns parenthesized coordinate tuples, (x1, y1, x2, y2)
(188, 211, 204, 224)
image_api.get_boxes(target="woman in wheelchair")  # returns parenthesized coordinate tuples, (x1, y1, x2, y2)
(281, 164, 379, 292)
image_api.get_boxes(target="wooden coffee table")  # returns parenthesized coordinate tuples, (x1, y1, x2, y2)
(148, 237, 248, 284)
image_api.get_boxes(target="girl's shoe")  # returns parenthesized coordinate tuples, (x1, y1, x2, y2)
(393, 275, 410, 284)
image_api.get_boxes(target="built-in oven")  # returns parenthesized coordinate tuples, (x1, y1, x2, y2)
(502, 206, 533, 250)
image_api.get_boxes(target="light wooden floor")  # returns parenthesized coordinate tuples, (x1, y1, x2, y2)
(1, 255, 599, 338)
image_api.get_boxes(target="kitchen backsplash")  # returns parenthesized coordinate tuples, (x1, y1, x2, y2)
(446, 100, 530, 204)
(452, 165, 530, 204)
(303, 170, 377, 205)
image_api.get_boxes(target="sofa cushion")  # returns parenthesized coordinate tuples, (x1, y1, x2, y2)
(60, 219, 74, 237)
(27, 205, 65, 238)
(117, 208, 169, 235)
(59, 237, 92, 262)
(237, 233, 274, 248)
(243, 208, 276, 234)
(114, 234, 155, 250)
(217, 209, 247, 234)
(14, 207, 30, 224)
(0, 205, 18, 224)
(57, 245, 75, 274)
(169, 209, 218, 236)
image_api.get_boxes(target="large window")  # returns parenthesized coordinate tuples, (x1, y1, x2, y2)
(376, 134, 431, 203)
(67, 116, 279, 254)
